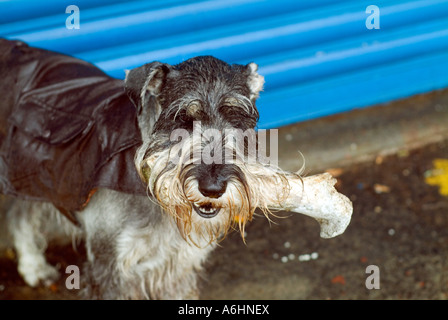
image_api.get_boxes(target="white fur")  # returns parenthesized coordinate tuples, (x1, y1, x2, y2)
(247, 62, 265, 101)
(6, 200, 80, 287)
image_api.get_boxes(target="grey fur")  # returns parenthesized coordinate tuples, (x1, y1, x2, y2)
(78, 189, 213, 299)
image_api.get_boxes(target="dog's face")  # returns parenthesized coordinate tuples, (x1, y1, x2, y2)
(125, 56, 269, 245)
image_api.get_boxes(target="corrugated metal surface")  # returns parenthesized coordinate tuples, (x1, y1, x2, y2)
(2, 0, 448, 129)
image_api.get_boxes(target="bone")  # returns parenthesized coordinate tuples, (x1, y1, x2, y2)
(258, 171, 353, 239)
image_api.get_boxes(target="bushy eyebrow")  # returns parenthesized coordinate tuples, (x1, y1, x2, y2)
(221, 93, 258, 117)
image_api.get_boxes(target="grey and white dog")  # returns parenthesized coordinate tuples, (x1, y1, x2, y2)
(3, 51, 294, 299)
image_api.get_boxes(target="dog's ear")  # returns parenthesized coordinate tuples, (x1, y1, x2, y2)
(124, 62, 171, 115)
(245, 62, 265, 102)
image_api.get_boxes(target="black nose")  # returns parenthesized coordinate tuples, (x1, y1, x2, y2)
(198, 178, 227, 198)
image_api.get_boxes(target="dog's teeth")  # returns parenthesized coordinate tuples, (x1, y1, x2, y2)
(200, 207, 214, 213)
(199, 205, 216, 214)
(192, 203, 221, 218)
(194, 204, 212, 212)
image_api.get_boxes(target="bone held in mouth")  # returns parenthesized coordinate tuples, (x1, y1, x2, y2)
(244, 164, 353, 239)
(143, 151, 353, 239)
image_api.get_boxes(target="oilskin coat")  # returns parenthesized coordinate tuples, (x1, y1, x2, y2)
(0, 39, 146, 223)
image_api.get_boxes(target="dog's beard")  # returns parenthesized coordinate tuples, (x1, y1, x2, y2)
(175, 167, 252, 245)
(136, 132, 301, 246)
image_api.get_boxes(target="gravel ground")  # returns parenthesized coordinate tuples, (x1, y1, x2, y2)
(1, 138, 447, 300)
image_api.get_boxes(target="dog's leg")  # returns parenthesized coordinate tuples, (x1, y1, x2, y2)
(77, 194, 127, 299)
(7, 200, 60, 287)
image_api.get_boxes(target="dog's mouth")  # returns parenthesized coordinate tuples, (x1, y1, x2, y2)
(192, 203, 221, 218)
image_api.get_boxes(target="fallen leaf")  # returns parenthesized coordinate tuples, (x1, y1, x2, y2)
(49, 283, 58, 293)
(331, 275, 346, 285)
(425, 159, 448, 196)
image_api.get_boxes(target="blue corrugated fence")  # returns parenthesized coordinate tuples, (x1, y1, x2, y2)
(1, 0, 447, 128)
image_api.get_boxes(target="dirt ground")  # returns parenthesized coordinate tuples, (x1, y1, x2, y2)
(1, 136, 447, 300)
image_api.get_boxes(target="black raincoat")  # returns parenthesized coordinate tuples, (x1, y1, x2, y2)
(0, 39, 146, 223)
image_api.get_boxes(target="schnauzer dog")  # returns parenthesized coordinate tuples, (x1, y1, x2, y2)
(1, 39, 293, 299)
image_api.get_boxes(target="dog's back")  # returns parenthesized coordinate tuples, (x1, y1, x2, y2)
(0, 39, 145, 216)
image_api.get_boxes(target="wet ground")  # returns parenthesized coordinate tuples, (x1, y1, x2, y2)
(1, 90, 448, 300)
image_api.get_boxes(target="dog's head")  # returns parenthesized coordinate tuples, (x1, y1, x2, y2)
(125, 56, 289, 245)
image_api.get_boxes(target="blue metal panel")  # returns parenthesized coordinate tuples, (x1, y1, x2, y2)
(2, 0, 448, 129)
(0, 0, 126, 24)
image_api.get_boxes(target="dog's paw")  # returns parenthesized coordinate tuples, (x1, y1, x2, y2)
(18, 254, 60, 287)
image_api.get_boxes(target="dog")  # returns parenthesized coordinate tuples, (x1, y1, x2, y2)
(0, 39, 294, 299)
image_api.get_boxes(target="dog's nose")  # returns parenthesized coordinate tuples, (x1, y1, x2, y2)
(198, 179, 227, 198)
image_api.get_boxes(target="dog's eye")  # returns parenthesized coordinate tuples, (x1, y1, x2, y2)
(220, 105, 257, 129)
(187, 101, 201, 117)
(221, 105, 244, 120)
(220, 105, 237, 115)
(177, 111, 193, 125)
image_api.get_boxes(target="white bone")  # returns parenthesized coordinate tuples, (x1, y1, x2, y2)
(260, 172, 353, 239)
(144, 152, 353, 239)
